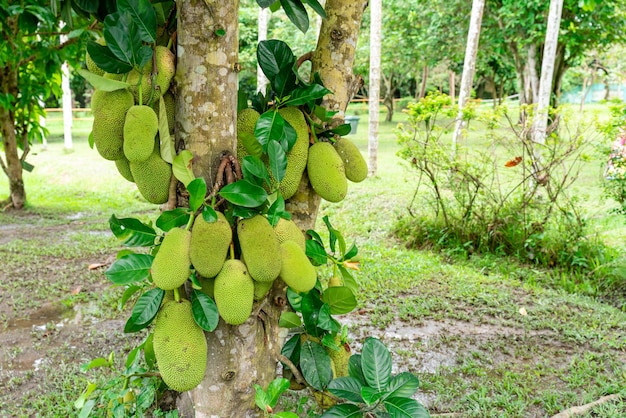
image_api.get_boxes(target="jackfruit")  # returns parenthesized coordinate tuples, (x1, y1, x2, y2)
(307, 142, 348, 203)
(325, 335, 351, 377)
(275, 107, 310, 199)
(85, 38, 106, 76)
(153, 299, 207, 392)
(190, 212, 232, 278)
(328, 276, 342, 287)
(123, 105, 159, 162)
(236, 108, 261, 158)
(334, 137, 368, 183)
(253, 279, 274, 301)
(154, 46, 175, 97)
(129, 146, 172, 204)
(153, 91, 176, 134)
(91, 89, 134, 160)
(237, 215, 281, 282)
(213, 259, 254, 325)
(273, 218, 305, 252)
(127, 65, 153, 105)
(279, 240, 316, 293)
(115, 157, 134, 182)
(151, 228, 191, 290)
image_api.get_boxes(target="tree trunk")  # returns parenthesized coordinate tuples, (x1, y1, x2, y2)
(382, 72, 394, 122)
(451, 0, 485, 157)
(527, 43, 539, 104)
(257, 7, 270, 92)
(449, 70, 456, 102)
(368, 0, 381, 176)
(531, 0, 563, 145)
(418, 65, 428, 99)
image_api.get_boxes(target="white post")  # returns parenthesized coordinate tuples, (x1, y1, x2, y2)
(368, 0, 382, 176)
(60, 23, 73, 150)
(257, 7, 270, 93)
(39, 98, 47, 151)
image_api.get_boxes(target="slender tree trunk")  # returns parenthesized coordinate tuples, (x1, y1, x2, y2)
(257, 6, 270, 92)
(451, 0, 485, 158)
(531, 0, 563, 145)
(527, 43, 539, 104)
(449, 70, 456, 102)
(368, 0, 381, 176)
(418, 66, 428, 99)
(382, 73, 394, 122)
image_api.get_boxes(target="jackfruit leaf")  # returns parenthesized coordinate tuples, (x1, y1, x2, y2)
(88, 131, 94, 148)
(188, 177, 208, 212)
(279, 312, 302, 328)
(280, 333, 302, 367)
(384, 397, 430, 418)
(306, 240, 327, 266)
(328, 376, 364, 404)
(317, 304, 341, 332)
(105, 253, 154, 285)
(275, 413, 300, 418)
(302, 0, 326, 18)
(300, 340, 333, 391)
(256, 0, 275, 7)
(202, 206, 218, 223)
(319, 404, 362, 418)
(283, 84, 331, 107)
(109, 214, 157, 246)
(337, 265, 358, 294)
(301, 290, 325, 336)
(172, 150, 195, 187)
(255, 109, 285, 152)
(341, 242, 359, 262)
(119, 285, 141, 310)
(321, 333, 339, 350)
(125, 345, 141, 368)
(158, 96, 175, 163)
(267, 195, 287, 227)
(77, 68, 130, 91)
(75, 380, 98, 408)
(137, 385, 156, 411)
(267, 140, 287, 183)
(191, 290, 219, 332)
(361, 337, 392, 392)
(242, 155, 270, 184)
(116, 249, 135, 259)
(322, 215, 345, 254)
(219, 179, 268, 208)
(21, 160, 34, 173)
(385, 372, 420, 399)
(270, 1, 282, 12)
(313, 104, 338, 123)
(86, 41, 133, 74)
(267, 378, 291, 408)
(322, 286, 357, 315)
(254, 385, 271, 412)
(77, 400, 96, 418)
(118, 0, 157, 44)
(239, 132, 263, 158)
(237, 89, 248, 112)
(79, 357, 110, 373)
(348, 354, 366, 386)
(232, 206, 260, 219)
(331, 123, 352, 137)
(306, 229, 324, 246)
(124, 288, 164, 333)
(257, 40, 297, 97)
(73, 0, 99, 13)
(287, 288, 302, 311)
(361, 387, 386, 406)
(280, 0, 309, 33)
(156, 208, 190, 232)
(103, 13, 139, 65)
(190, 271, 202, 290)
(143, 332, 156, 368)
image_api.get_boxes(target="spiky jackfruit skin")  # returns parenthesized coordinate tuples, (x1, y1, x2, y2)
(334, 137, 368, 182)
(151, 228, 191, 290)
(160, 91, 176, 134)
(154, 46, 175, 96)
(326, 335, 351, 377)
(198, 277, 215, 298)
(91, 89, 134, 160)
(307, 142, 348, 202)
(253, 279, 274, 301)
(153, 300, 207, 392)
(190, 212, 232, 278)
(274, 218, 305, 252)
(85, 38, 106, 76)
(276, 107, 310, 199)
(115, 157, 134, 182)
(214, 259, 254, 325)
(127, 65, 153, 105)
(236, 108, 261, 158)
(123, 105, 159, 162)
(129, 148, 172, 204)
(237, 215, 281, 282)
(279, 240, 317, 293)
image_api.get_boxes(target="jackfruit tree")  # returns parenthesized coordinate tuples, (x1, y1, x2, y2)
(71, 1, 428, 417)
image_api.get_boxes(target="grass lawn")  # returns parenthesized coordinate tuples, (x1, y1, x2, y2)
(0, 104, 624, 417)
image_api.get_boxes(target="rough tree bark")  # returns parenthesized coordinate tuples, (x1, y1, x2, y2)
(368, 0, 381, 176)
(175, 1, 368, 415)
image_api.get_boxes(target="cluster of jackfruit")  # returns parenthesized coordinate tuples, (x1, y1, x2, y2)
(237, 107, 368, 203)
(87, 43, 176, 204)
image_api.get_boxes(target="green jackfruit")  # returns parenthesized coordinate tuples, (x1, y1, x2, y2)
(151, 228, 191, 290)
(190, 212, 232, 278)
(91, 89, 134, 160)
(236, 108, 261, 158)
(153, 299, 207, 392)
(279, 240, 316, 293)
(275, 107, 309, 199)
(129, 146, 172, 204)
(214, 259, 254, 325)
(124, 105, 159, 162)
(153, 91, 176, 134)
(325, 335, 351, 377)
(307, 142, 347, 203)
(127, 65, 153, 105)
(115, 157, 134, 182)
(334, 137, 368, 182)
(273, 218, 305, 252)
(154, 46, 175, 97)
(237, 215, 281, 282)
(253, 279, 274, 301)
(85, 38, 106, 76)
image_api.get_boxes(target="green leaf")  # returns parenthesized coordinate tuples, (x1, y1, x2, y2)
(307, 229, 323, 245)
(156, 208, 190, 232)
(300, 290, 324, 336)
(232, 206, 260, 219)
(280, 0, 309, 33)
(323, 215, 344, 254)
(267, 195, 287, 227)
(105, 253, 154, 285)
(342, 242, 358, 261)
(74, 0, 99, 13)
(386, 373, 420, 399)
(242, 155, 270, 184)
(283, 84, 331, 107)
(338, 264, 359, 294)
(191, 289, 219, 332)
(104, 13, 140, 65)
(287, 288, 302, 311)
(300, 340, 333, 391)
(257, 40, 297, 96)
(74, 382, 98, 409)
(317, 304, 341, 332)
(349, 354, 366, 385)
(361, 337, 392, 392)
(322, 286, 357, 315)
(118, 0, 157, 44)
(267, 140, 287, 183)
(280, 333, 302, 367)
(274, 413, 300, 418)
(384, 397, 430, 418)
(302, 0, 326, 18)
(124, 288, 164, 333)
(254, 384, 271, 412)
(361, 386, 385, 406)
(79, 357, 110, 373)
(187, 177, 207, 212)
(125, 345, 141, 368)
(119, 285, 142, 310)
(137, 384, 156, 411)
(255, 110, 285, 152)
(219, 179, 268, 208)
(173, 150, 195, 187)
(21, 160, 34, 172)
(256, 0, 275, 7)
(109, 214, 157, 247)
(239, 131, 263, 158)
(328, 376, 364, 403)
(143, 332, 156, 368)
(77, 68, 130, 91)
(77, 400, 96, 418)
(320, 404, 362, 418)
(88, 131, 94, 149)
(86, 41, 133, 74)
(202, 206, 218, 223)
(267, 377, 290, 408)
(158, 96, 175, 164)
(279, 311, 302, 328)
(306, 239, 327, 266)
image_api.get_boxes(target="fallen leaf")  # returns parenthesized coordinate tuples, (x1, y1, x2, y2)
(88, 263, 107, 270)
(505, 156, 523, 167)
(71, 286, 82, 296)
(519, 307, 528, 316)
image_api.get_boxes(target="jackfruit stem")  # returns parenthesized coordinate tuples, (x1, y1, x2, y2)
(122, 377, 129, 391)
(304, 113, 319, 144)
(174, 287, 180, 302)
(138, 74, 143, 106)
(229, 242, 235, 260)
(186, 212, 195, 231)
(166, 37, 173, 50)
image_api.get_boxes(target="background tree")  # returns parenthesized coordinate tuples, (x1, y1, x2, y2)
(368, 0, 381, 175)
